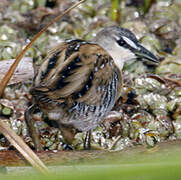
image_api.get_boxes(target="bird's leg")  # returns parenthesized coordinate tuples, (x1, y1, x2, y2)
(83, 130, 92, 150)
(25, 104, 43, 151)
(59, 125, 76, 145)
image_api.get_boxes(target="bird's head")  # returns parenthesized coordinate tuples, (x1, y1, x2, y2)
(93, 26, 159, 70)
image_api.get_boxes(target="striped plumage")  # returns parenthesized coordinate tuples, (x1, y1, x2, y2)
(31, 40, 122, 132)
(26, 26, 159, 149)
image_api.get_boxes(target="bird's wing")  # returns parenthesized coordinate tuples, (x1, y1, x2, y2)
(31, 40, 122, 106)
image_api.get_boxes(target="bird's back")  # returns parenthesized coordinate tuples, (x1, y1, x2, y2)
(30, 39, 122, 131)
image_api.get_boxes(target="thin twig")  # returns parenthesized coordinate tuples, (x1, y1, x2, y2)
(0, 0, 86, 97)
(0, 0, 86, 174)
(0, 120, 48, 174)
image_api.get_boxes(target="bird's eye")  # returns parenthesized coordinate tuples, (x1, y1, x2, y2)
(117, 39, 125, 46)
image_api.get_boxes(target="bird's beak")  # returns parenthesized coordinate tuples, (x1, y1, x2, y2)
(135, 44, 159, 65)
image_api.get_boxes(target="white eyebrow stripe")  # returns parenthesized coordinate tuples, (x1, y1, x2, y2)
(122, 36, 138, 49)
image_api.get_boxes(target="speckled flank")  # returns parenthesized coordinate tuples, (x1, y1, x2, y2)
(56, 56, 82, 89)
(73, 71, 94, 99)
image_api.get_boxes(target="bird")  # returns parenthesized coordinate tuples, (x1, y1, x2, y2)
(25, 26, 159, 151)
